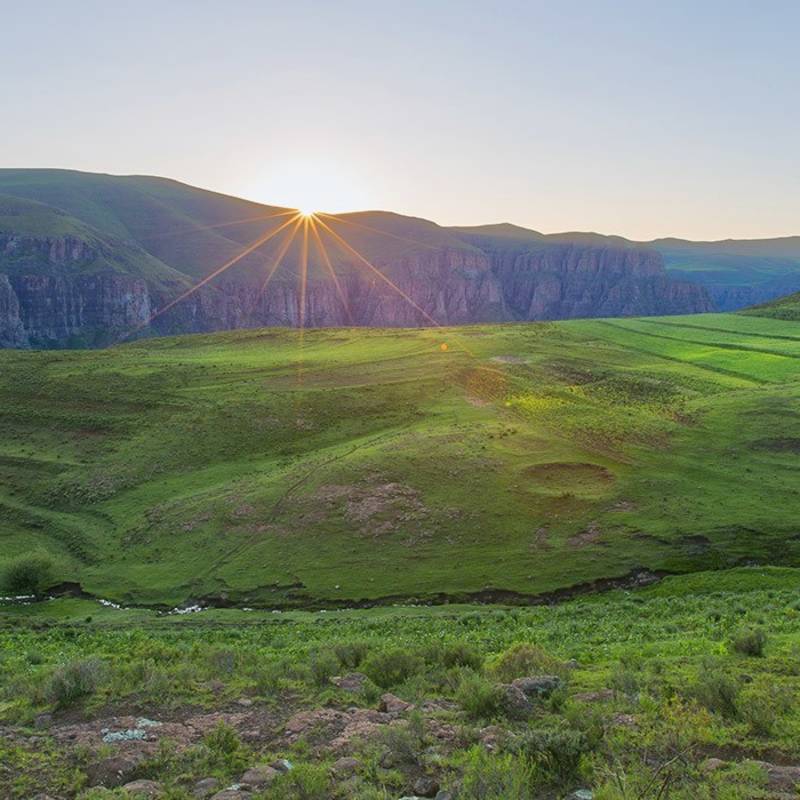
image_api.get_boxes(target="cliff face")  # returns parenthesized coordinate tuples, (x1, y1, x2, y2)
(0, 233, 712, 347)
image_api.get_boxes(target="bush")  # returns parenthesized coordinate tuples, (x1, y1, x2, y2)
(730, 628, 767, 657)
(362, 648, 424, 689)
(489, 643, 561, 683)
(309, 648, 340, 687)
(514, 727, 588, 784)
(45, 658, 105, 708)
(691, 665, 739, 718)
(333, 640, 371, 669)
(271, 763, 331, 800)
(452, 746, 537, 799)
(2, 551, 55, 595)
(376, 711, 425, 766)
(456, 671, 504, 721)
(200, 721, 249, 774)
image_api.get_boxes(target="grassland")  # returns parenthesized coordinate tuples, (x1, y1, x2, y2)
(1, 312, 800, 607)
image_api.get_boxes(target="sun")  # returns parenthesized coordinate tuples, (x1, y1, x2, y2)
(297, 207, 316, 218)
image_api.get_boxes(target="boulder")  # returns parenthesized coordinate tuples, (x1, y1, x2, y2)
(380, 693, 413, 713)
(413, 775, 440, 797)
(239, 765, 278, 788)
(193, 778, 222, 798)
(270, 758, 293, 773)
(122, 780, 163, 798)
(511, 675, 563, 700)
(499, 684, 533, 719)
(750, 761, 800, 793)
(86, 754, 143, 788)
(331, 757, 361, 778)
(210, 791, 253, 800)
(331, 673, 368, 693)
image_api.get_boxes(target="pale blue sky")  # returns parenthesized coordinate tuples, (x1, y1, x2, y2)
(2, 0, 798, 239)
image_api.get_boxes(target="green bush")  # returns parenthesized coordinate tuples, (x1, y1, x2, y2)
(200, 721, 249, 774)
(333, 640, 371, 669)
(362, 648, 424, 689)
(452, 746, 537, 799)
(730, 628, 767, 657)
(456, 671, 504, 721)
(45, 658, 105, 708)
(2, 551, 55, 595)
(691, 665, 740, 718)
(271, 762, 331, 800)
(514, 727, 588, 784)
(489, 643, 561, 683)
(309, 648, 340, 687)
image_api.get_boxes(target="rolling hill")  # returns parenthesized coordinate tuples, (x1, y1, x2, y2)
(1, 310, 799, 607)
(0, 170, 715, 347)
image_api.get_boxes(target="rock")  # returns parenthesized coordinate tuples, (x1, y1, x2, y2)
(434, 793, 453, 800)
(380, 693, 413, 713)
(193, 778, 222, 798)
(511, 675, 563, 700)
(331, 672, 368, 693)
(34, 713, 53, 729)
(567, 791, 594, 800)
(122, 780, 163, 798)
(210, 791, 253, 800)
(499, 684, 533, 719)
(750, 761, 800, 793)
(331, 756, 361, 778)
(239, 765, 278, 788)
(700, 758, 726, 774)
(573, 689, 613, 703)
(86, 754, 143, 788)
(380, 749, 397, 769)
(413, 775, 440, 797)
(236, 697, 254, 707)
(610, 713, 638, 728)
(270, 758, 293, 773)
(478, 725, 510, 751)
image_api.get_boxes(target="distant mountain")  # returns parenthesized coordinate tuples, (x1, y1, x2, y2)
(0, 169, 721, 347)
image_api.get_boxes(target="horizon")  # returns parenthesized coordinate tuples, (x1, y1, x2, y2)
(4, 165, 798, 246)
(3, 1, 799, 241)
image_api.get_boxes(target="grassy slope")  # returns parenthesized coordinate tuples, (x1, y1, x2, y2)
(1, 313, 799, 606)
(744, 290, 800, 320)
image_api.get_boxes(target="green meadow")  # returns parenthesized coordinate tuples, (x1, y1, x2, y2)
(1, 311, 799, 607)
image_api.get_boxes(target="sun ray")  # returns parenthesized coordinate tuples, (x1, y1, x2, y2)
(318, 212, 442, 251)
(123, 212, 302, 340)
(257, 216, 304, 298)
(148, 209, 297, 240)
(299, 217, 310, 331)
(309, 218, 353, 324)
(314, 217, 443, 329)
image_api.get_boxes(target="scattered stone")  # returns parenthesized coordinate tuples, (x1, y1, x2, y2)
(102, 728, 148, 743)
(331, 672, 368, 693)
(331, 756, 361, 778)
(122, 779, 163, 798)
(380, 693, 413, 713)
(136, 717, 162, 728)
(610, 713, 638, 729)
(413, 775, 440, 797)
(239, 765, 278, 788)
(34, 713, 53, 729)
(750, 761, 800, 793)
(511, 675, 563, 700)
(478, 725, 511, 751)
(499, 683, 533, 719)
(210, 791, 253, 800)
(86, 754, 143, 788)
(236, 698, 254, 707)
(193, 778, 221, 798)
(567, 791, 594, 800)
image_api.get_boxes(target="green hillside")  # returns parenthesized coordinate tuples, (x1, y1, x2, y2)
(744, 290, 800, 320)
(1, 312, 799, 607)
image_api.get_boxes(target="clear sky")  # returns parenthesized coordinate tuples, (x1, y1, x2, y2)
(3, 1, 798, 240)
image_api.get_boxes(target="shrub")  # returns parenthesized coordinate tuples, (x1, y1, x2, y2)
(308, 648, 340, 687)
(201, 721, 249, 774)
(456, 671, 504, 721)
(45, 658, 105, 708)
(452, 746, 537, 799)
(208, 648, 237, 675)
(271, 762, 331, 800)
(2, 551, 55, 595)
(514, 727, 588, 784)
(441, 642, 484, 671)
(376, 711, 425, 766)
(730, 628, 767, 657)
(489, 643, 561, 683)
(333, 640, 371, 669)
(691, 665, 739, 718)
(739, 679, 792, 736)
(362, 648, 424, 689)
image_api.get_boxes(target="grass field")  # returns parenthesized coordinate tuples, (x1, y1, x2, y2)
(1, 311, 800, 607)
